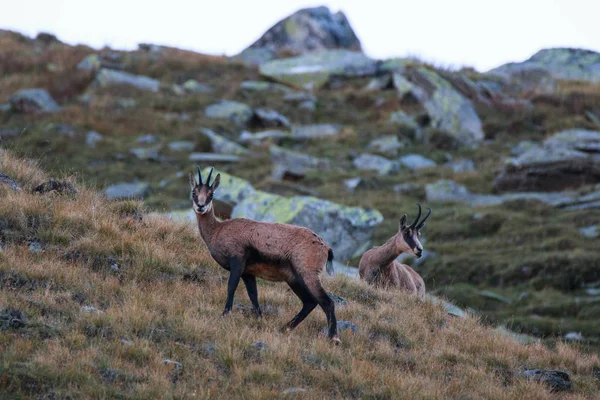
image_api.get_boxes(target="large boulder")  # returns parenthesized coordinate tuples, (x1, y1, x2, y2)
(199, 128, 249, 155)
(270, 145, 331, 180)
(204, 101, 254, 126)
(243, 6, 362, 57)
(402, 67, 484, 148)
(259, 50, 378, 90)
(494, 129, 600, 192)
(9, 89, 61, 113)
(489, 48, 600, 84)
(95, 69, 160, 92)
(196, 168, 383, 263)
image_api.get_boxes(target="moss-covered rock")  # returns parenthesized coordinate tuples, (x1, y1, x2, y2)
(95, 69, 160, 92)
(9, 89, 60, 113)
(204, 101, 254, 126)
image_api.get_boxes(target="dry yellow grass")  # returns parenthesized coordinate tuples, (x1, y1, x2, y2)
(1, 148, 599, 399)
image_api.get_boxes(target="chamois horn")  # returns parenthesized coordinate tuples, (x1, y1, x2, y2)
(197, 166, 203, 186)
(206, 167, 214, 187)
(417, 207, 432, 229)
(409, 203, 422, 229)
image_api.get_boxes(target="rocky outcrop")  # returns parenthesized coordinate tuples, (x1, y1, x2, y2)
(9, 89, 61, 113)
(243, 6, 362, 58)
(366, 135, 404, 157)
(494, 129, 600, 192)
(270, 145, 331, 180)
(204, 101, 254, 126)
(398, 154, 436, 170)
(196, 168, 383, 263)
(259, 50, 378, 90)
(490, 48, 600, 84)
(95, 69, 160, 92)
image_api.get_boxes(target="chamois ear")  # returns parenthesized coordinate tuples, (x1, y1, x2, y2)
(188, 171, 196, 190)
(211, 173, 221, 192)
(399, 214, 407, 230)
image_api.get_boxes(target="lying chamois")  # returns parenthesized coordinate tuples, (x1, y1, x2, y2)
(358, 203, 431, 299)
(189, 167, 340, 343)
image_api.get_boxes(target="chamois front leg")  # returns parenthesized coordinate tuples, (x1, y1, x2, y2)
(242, 274, 262, 317)
(222, 257, 243, 316)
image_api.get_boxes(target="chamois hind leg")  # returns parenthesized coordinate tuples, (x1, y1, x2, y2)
(308, 280, 340, 344)
(222, 258, 243, 316)
(242, 274, 262, 317)
(282, 279, 318, 332)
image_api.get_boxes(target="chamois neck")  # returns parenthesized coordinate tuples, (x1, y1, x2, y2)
(195, 207, 220, 244)
(373, 234, 403, 267)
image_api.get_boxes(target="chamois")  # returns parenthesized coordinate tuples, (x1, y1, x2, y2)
(189, 167, 340, 343)
(358, 203, 431, 299)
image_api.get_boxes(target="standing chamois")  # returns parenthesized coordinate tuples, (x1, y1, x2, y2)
(189, 167, 340, 343)
(358, 203, 431, 299)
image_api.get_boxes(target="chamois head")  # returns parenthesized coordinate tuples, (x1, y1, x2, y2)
(189, 166, 220, 215)
(396, 203, 431, 258)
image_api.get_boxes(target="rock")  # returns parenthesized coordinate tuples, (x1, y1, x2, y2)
(425, 295, 468, 318)
(281, 388, 307, 395)
(490, 48, 600, 84)
(380, 57, 420, 72)
(199, 168, 256, 210)
(164, 112, 190, 121)
(270, 145, 331, 181)
(232, 193, 382, 263)
(252, 341, 268, 352)
(393, 183, 423, 196)
(0, 128, 20, 141)
(115, 98, 138, 108)
(129, 147, 160, 161)
(291, 124, 341, 141)
(233, 48, 277, 66)
(244, 6, 362, 57)
(77, 54, 102, 71)
(82, 306, 100, 313)
(389, 110, 420, 130)
(86, 131, 103, 148)
(0, 104, 11, 112)
(189, 153, 241, 163)
(253, 108, 291, 129)
(182, 79, 213, 93)
(0, 174, 21, 191)
(564, 332, 584, 342)
(446, 158, 476, 173)
(259, 49, 378, 90)
(332, 262, 359, 278)
(393, 72, 428, 102)
(488, 63, 557, 93)
(95, 69, 160, 92)
(28, 242, 42, 253)
(494, 326, 540, 345)
(353, 154, 398, 175)
(240, 80, 291, 94)
(283, 91, 317, 103)
(9, 89, 61, 113)
(327, 293, 347, 306)
(494, 129, 600, 192)
(344, 178, 366, 192)
(238, 130, 290, 145)
(77, 53, 124, 71)
(104, 182, 150, 200)
(199, 128, 249, 155)
(322, 321, 358, 336)
(398, 154, 436, 171)
(168, 141, 195, 152)
(205, 100, 254, 126)
(516, 369, 572, 392)
(0, 309, 27, 330)
(579, 225, 599, 239)
(34, 180, 77, 197)
(137, 134, 157, 144)
(478, 290, 513, 304)
(366, 135, 404, 157)
(400, 67, 484, 148)
(363, 74, 393, 91)
(163, 360, 183, 369)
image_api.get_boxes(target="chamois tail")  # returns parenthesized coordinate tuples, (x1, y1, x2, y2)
(326, 248, 335, 276)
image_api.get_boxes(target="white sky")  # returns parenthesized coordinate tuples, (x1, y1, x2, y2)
(1, 0, 598, 72)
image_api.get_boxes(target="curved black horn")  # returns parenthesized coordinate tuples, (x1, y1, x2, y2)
(196, 166, 203, 185)
(410, 203, 422, 228)
(206, 167, 214, 186)
(417, 207, 432, 229)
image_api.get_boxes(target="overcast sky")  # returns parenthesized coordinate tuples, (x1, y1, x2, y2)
(1, 0, 598, 71)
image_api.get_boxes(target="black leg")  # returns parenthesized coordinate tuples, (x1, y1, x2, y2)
(282, 280, 318, 331)
(222, 258, 243, 316)
(242, 274, 262, 317)
(312, 286, 338, 341)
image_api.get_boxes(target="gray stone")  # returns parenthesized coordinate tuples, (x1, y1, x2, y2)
(205, 100, 254, 126)
(343, 178, 365, 192)
(363, 74, 393, 91)
(327, 293, 347, 306)
(244, 6, 362, 57)
(77, 53, 124, 71)
(353, 154, 398, 175)
(238, 130, 290, 145)
(164, 112, 190, 121)
(291, 124, 341, 140)
(129, 147, 160, 161)
(393, 72, 427, 102)
(189, 153, 241, 163)
(254, 108, 291, 128)
(322, 321, 358, 336)
(389, 110, 419, 130)
(494, 326, 540, 345)
(0, 104, 11, 112)
(28, 242, 42, 253)
(200, 128, 249, 155)
(115, 98, 137, 108)
(137, 134, 157, 144)
(182, 79, 213, 93)
(478, 290, 513, 304)
(366, 135, 404, 157)
(494, 129, 600, 192)
(270, 145, 331, 180)
(260, 49, 378, 90)
(77, 54, 102, 71)
(426, 295, 468, 318)
(168, 141, 195, 152)
(95, 69, 160, 92)
(398, 154, 436, 170)
(281, 388, 307, 395)
(0, 174, 21, 191)
(446, 158, 475, 173)
(9, 89, 60, 113)
(240, 80, 291, 94)
(232, 48, 277, 66)
(104, 182, 150, 200)
(82, 306, 100, 313)
(331, 261, 359, 278)
(283, 91, 317, 103)
(579, 225, 599, 239)
(393, 183, 422, 195)
(510, 140, 537, 156)
(516, 369, 572, 392)
(564, 332, 584, 342)
(85, 131, 103, 148)
(162, 359, 183, 369)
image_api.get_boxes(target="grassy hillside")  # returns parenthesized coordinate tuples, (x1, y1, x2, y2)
(1, 149, 599, 398)
(2, 30, 600, 354)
